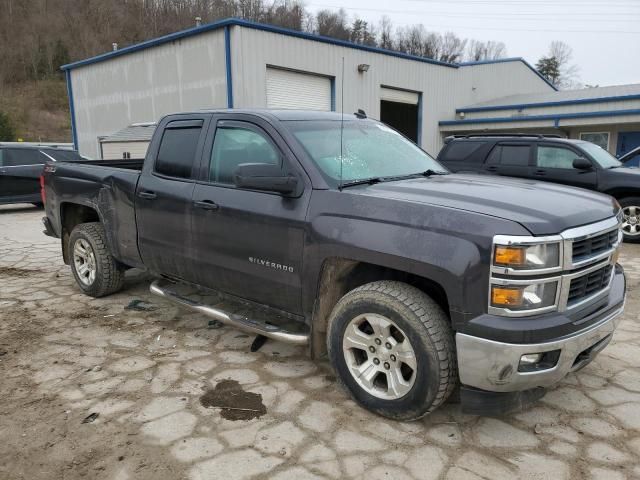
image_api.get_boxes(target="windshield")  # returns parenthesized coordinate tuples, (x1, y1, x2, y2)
(581, 142, 622, 169)
(286, 120, 446, 186)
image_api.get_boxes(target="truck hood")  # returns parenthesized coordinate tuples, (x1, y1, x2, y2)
(352, 173, 618, 235)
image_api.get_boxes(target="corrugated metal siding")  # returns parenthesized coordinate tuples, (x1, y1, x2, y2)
(70, 29, 227, 158)
(380, 87, 419, 105)
(266, 68, 331, 110)
(230, 26, 554, 153)
(101, 141, 149, 159)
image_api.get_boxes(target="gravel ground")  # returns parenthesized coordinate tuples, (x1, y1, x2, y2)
(1, 204, 639, 480)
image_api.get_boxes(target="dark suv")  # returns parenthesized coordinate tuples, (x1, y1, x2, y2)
(0, 144, 86, 205)
(437, 134, 640, 243)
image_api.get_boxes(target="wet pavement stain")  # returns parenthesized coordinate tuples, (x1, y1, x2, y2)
(200, 379, 267, 421)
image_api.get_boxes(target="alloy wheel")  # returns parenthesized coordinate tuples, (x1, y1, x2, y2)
(342, 313, 417, 400)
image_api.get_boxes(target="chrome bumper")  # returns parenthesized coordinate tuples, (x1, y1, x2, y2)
(456, 304, 624, 392)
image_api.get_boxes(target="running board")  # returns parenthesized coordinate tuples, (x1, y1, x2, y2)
(149, 280, 309, 345)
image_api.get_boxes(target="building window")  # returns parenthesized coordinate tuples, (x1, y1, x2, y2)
(580, 132, 609, 151)
(122, 151, 131, 159)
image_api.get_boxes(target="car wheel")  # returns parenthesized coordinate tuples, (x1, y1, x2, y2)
(619, 197, 640, 243)
(68, 222, 124, 297)
(327, 281, 457, 421)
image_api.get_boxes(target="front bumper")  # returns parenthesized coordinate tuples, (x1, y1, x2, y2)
(456, 269, 625, 393)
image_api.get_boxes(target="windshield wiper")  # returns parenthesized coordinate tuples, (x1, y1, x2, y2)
(340, 177, 382, 188)
(421, 169, 449, 176)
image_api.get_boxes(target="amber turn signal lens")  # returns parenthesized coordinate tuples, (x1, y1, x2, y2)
(491, 287, 524, 307)
(494, 246, 526, 266)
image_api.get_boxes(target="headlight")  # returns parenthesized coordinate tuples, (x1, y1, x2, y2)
(490, 281, 559, 314)
(493, 242, 560, 272)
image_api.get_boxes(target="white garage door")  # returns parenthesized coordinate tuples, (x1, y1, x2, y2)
(380, 87, 419, 105)
(266, 68, 331, 111)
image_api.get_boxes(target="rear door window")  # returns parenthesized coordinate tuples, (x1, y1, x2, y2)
(3, 148, 43, 166)
(486, 144, 531, 166)
(537, 146, 579, 169)
(154, 121, 204, 179)
(441, 141, 485, 164)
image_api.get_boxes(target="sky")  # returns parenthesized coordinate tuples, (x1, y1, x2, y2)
(305, 0, 640, 88)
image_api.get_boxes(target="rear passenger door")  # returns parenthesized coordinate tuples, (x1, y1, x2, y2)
(533, 143, 597, 189)
(136, 116, 209, 281)
(483, 143, 533, 179)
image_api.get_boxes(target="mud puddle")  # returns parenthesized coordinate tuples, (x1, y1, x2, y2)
(200, 379, 267, 420)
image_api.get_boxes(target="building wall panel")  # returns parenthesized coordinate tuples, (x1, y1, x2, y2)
(70, 30, 227, 157)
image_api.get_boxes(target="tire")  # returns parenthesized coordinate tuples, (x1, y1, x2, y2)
(327, 281, 457, 421)
(68, 222, 124, 297)
(619, 197, 640, 243)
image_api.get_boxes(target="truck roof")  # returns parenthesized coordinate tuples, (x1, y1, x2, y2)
(175, 109, 364, 122)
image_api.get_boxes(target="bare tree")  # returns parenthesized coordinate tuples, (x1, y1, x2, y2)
(466, 40, 507, 62)
(378, 15, 393, 50)
(315, 8, 350, 41)
(538, 41, 582, 89)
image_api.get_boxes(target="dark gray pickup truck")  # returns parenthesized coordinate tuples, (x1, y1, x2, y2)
(42, 109, 626, 420)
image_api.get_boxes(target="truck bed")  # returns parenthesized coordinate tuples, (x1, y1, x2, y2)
(69, 158, 144, 170)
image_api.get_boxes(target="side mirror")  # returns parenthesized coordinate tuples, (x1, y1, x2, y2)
(233, 163, 298, 194)
(573, 157, 593, 170)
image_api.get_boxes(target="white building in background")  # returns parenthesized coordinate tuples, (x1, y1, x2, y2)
(442, 83, 640, 156)
(62, 18, 570, 159)
(98, 122, 156, 159)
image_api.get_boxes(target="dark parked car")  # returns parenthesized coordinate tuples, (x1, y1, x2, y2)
(620, 145, 640, 168)
(42, 110, 624, 419)
(438, 134, 640, 242)
(0, 144, 86, 205)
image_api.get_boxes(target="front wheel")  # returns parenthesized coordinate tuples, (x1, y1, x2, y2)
(68, 222, 124, 297)
(327, 281, 457, 421)
(619, 197, 640, 243)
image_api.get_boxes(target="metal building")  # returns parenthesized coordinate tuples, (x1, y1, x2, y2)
(441, 83, 640, 156)
(61, 18, 556, 158)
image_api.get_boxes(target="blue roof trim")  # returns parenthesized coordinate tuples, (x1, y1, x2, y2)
(224, 25, 234, 108)
(459, 57, 558, 91)
(61, 17, 457, 71)
(65, 70, 78, 149)
(439, 108, 640, 126)
(456, 93, 640, 113)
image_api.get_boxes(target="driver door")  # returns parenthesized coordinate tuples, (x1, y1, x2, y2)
(532, 144, 597, 189)
(190, 115, 311, 314)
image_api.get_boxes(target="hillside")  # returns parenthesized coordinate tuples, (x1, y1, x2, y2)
(0, 79, 71, 142)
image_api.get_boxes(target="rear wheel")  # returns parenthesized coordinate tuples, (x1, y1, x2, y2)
(619, 197, 640, 243)
(68, 222, 124, 297)
(327, 281, 456, 421)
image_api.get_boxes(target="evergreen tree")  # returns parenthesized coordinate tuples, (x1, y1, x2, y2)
(0, 112, 15, 141)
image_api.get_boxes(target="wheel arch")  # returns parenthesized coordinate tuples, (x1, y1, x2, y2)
(310, 257, 450, 358)
(59, 202, 102, 264)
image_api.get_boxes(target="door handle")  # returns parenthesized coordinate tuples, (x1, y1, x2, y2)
(486, 166, 498, 172)
(193, 200, 219, 211)
(534, 169, 546, 176)
(138, 190, 157, 199)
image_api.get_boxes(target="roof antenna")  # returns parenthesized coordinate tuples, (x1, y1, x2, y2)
(339, 57, 345, 191)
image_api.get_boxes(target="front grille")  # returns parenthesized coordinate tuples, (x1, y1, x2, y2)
(568, 265, 613, 304)
(572, 229, 618, 261)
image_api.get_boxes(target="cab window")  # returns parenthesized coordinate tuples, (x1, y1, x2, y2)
(209, 125, 281, 185)
(155, 121, 203, 179)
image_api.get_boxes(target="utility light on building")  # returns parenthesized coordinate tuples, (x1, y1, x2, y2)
(357, 64, 370, 73)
